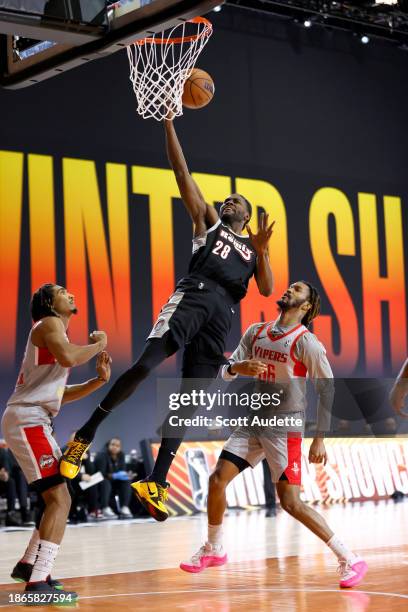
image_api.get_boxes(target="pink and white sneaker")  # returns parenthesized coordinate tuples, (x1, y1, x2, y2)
(180, 543, 227, 574)
(338, 556, 368, 588)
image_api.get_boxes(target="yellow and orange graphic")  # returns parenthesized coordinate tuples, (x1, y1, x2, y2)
(0, 150, 406, 373)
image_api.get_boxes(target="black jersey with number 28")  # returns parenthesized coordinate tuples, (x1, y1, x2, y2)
(186, 219, 257, 303)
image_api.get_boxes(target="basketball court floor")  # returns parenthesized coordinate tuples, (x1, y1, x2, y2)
(0, 499, 407, 610)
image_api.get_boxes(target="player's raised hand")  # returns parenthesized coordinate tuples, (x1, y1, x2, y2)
(231, 359, 268, 377)
(96, 351, 112, 383)
(89, 331, 107, 349)
(165, 107, 176, 121)
(246, 213, 275, 255)
(308, 438, 327, 465)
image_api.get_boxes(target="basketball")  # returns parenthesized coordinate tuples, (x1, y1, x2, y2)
(182, 68, 215, 109)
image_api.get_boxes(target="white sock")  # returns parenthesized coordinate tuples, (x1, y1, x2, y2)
(207, 524, 223, 549)
(29, 540, 59, 583)
(327, 535, 356, 563)
(21, 529, 40, 565)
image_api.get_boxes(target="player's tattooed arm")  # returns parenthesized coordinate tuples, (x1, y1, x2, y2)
(247, 213, 274, 297)
(62, 352, 112, 405)
(164, 119, 218, 233)
(390, 357, 408, 417)
(33, 317, 107, 368)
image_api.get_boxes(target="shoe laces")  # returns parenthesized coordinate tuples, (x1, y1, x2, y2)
(337, 559, 352, 577)
(191, 545, 209, 564)
(67, 440, 88, 463)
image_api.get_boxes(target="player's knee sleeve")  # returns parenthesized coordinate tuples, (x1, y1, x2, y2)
(127, 362, 151, 381)
(101, 364, 151, 409)
(101, 336, 174, 412)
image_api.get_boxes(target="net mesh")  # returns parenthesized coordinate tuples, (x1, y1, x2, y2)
(127, 18, 213, 121)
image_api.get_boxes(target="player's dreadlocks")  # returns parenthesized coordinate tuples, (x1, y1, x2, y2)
(31, 283, 59, 322)
(301, 281, 320, 328)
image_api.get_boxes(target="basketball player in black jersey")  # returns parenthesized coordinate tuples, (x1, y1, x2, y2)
(60, 118, 274, 521)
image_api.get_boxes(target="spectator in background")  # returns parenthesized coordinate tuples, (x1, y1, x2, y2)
(0, 443, 20, 526)
(7, 450, 35, 526)
(94, 438, 132, 519)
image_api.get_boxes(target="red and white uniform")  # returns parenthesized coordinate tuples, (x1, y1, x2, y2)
(1, 323, 69, 484)
(221, 320, 333, 485)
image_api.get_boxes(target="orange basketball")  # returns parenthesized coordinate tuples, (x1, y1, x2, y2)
(182, 68, 215, 109)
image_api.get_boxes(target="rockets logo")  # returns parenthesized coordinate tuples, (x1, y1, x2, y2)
(291, 461, 300, 475)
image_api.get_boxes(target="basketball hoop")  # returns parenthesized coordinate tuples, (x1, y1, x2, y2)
(127, 17, 213, 121)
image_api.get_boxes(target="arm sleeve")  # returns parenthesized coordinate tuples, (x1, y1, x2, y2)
(220, 323, 261, 381)
(295, 333, 334, 433)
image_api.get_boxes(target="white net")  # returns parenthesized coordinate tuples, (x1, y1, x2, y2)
(127, 17, 213, 121)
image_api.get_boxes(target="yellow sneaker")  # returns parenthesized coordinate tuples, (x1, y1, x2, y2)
(132, 480, 169, 522)
(59, 438, 90, 479)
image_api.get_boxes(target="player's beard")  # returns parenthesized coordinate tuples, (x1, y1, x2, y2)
(277, 297, 306, 311)
(220, 210, 243, 226)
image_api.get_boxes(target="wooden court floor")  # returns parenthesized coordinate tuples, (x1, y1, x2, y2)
(0, 500, 407, 611)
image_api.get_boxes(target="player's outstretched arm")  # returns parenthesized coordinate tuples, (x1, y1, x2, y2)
(248, 213, 274, 296)
(164, 119, 218, 233)
(33, 317, 107, 368)
(390, 357, 408, 417)
(62, 351, 112, 405)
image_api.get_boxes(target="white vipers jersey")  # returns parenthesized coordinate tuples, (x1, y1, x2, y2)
(251, 321, 309, 383)
(222, 320, 334, 420)
(7, 322, 70, 417)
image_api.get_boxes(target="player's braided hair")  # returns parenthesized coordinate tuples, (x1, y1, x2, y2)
(31, 283, 59, 322)
(301, 281, 321, 328)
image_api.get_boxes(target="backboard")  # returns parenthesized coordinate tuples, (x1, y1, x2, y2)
(0, 0, 222, 88)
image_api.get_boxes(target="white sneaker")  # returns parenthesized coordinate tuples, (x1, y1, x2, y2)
(180, 543, 227, 573)
(338, 556, 368, 588)
(120, 506, 132, 517)
(102, 507, 116, 519)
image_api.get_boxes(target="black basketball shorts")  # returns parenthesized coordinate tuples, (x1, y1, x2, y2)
(148, 275, 236, 368)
